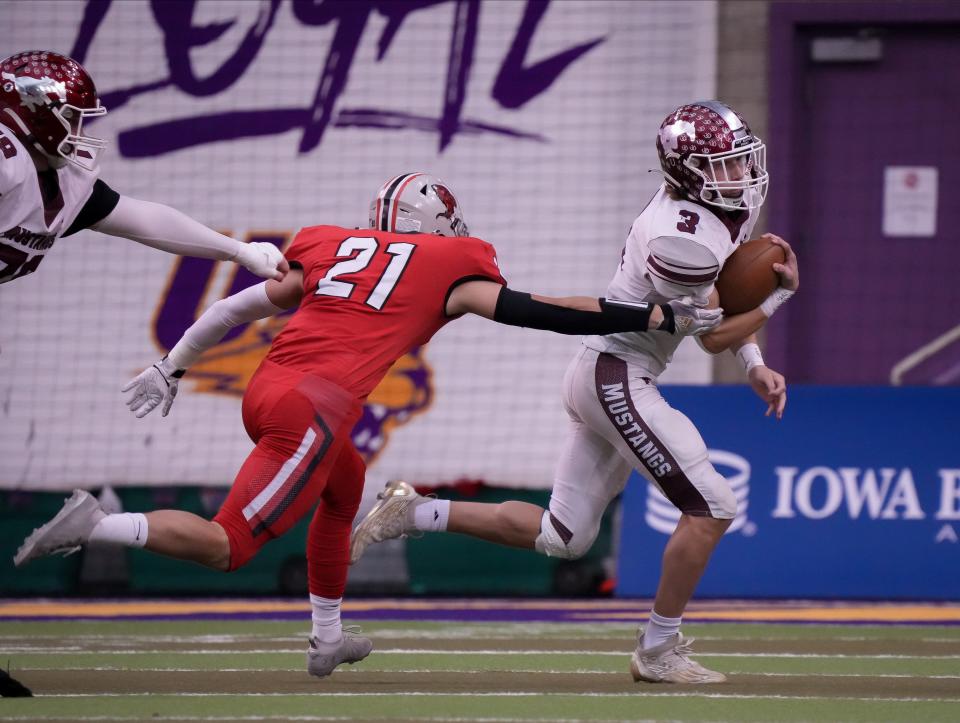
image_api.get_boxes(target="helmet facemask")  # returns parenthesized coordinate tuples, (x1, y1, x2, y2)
(685, 139, 768, 211)
(53, 101, 107, 170)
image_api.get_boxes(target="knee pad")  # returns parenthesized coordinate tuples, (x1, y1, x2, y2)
(534, 510, 596, 560)
(708, 469, 738, 520)
(680, 455, 738, 520)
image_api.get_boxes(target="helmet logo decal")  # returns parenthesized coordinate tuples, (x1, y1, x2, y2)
(432, 184, 457, 220)
(2, 72, 65, 113)
(661, 119, 696, 159)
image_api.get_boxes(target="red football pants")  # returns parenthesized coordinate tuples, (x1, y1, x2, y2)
(213, 360, 366, 598)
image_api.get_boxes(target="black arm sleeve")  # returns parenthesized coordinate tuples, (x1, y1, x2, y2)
(493, 287, 675, 335)
(62, 179, 121, 237)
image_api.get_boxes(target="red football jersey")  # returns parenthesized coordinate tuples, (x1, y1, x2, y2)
(266, 225, 506, 399)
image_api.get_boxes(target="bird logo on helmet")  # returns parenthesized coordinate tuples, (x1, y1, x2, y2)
(655, 100, 768, 212)
(0, 50, 107, 170)
(432, 184, 456, 219)
(430, 183, 470, 237)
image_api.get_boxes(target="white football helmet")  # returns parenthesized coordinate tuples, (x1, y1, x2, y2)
(369, 172, 469, 237)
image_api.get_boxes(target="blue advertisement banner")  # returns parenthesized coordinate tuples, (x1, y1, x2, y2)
(616, 386, 960, 600)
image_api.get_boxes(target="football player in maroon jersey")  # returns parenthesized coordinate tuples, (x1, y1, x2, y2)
(14, 172, 721, 677)
(0, 51, 285, 285)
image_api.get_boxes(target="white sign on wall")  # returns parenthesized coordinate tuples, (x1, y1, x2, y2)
(883, 166, 938, 237)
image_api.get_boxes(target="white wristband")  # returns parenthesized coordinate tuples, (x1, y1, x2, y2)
(760, 287, 795, 318)
(737, 343, 765, 372)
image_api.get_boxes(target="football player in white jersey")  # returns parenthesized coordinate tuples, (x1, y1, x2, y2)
(349, 101, 800, 684)
(0, 50, 286, 285)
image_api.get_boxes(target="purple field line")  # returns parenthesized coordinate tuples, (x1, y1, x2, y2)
(2, 612, 958, 625)
(1, 599, 958, 625)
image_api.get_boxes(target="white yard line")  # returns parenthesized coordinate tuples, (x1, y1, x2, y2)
(0, 718, 655, 723)
(17, 666, 960, 679)
(4, 631, 959, 644)
(29, 692, 960, 703)
(8, 647, 960, 659)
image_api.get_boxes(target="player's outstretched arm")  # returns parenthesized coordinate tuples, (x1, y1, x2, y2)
(93, 195, 288, 280)
(122, 270, 303, 419)
(445, 280, 721, 336)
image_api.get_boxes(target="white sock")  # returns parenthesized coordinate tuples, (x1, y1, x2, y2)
(310, 594, 342, 643)
(412, 499, 450, 532)
(643, 610, 682, 649)
(88, 513, 148, 548)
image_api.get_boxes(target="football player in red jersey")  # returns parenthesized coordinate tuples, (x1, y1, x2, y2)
(14, 172, 721, 677)
(0, 50, 285, 285)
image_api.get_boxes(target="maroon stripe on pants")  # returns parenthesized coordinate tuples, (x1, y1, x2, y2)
(594, 353, 711, 516)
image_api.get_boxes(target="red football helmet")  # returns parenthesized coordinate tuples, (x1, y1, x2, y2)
(0, 50, 107, 170)
(369, 172, 470, 237)
(656, 100, 768, 211)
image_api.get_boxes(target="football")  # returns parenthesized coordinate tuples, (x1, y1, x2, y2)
(715, 237, 786, 314)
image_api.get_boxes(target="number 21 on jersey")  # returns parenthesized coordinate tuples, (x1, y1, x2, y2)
(315, 236, 415, 310)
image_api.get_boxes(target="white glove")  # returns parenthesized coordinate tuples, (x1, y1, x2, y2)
(234, 241, 285, 280)
(121, 357, 183, 418)
(666, 297, 723, 336)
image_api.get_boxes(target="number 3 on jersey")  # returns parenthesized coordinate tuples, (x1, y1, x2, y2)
(315, 236, 415, 310)
(677, 210, 700, 234)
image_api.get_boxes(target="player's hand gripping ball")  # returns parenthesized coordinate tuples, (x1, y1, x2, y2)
(715, 236, 787, 314)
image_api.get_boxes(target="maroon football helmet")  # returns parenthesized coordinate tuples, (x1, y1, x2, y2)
(0, 50, 107, 170)
(656, 100, 768, 211)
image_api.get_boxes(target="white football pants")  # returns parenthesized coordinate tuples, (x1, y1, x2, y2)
(541, 346, 736, 559)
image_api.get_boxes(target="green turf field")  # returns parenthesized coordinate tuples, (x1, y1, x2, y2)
(2, 619, 958, 722)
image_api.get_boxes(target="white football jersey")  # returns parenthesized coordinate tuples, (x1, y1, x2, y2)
(584, 185, 759, 377)
(0, 127, 99, 284)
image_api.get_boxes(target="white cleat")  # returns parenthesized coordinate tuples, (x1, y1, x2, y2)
(13, 489, 106, 567)
(630, 632, 726, 684)
(306, 630, 373, 678)
(349, 480, 423, 564)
